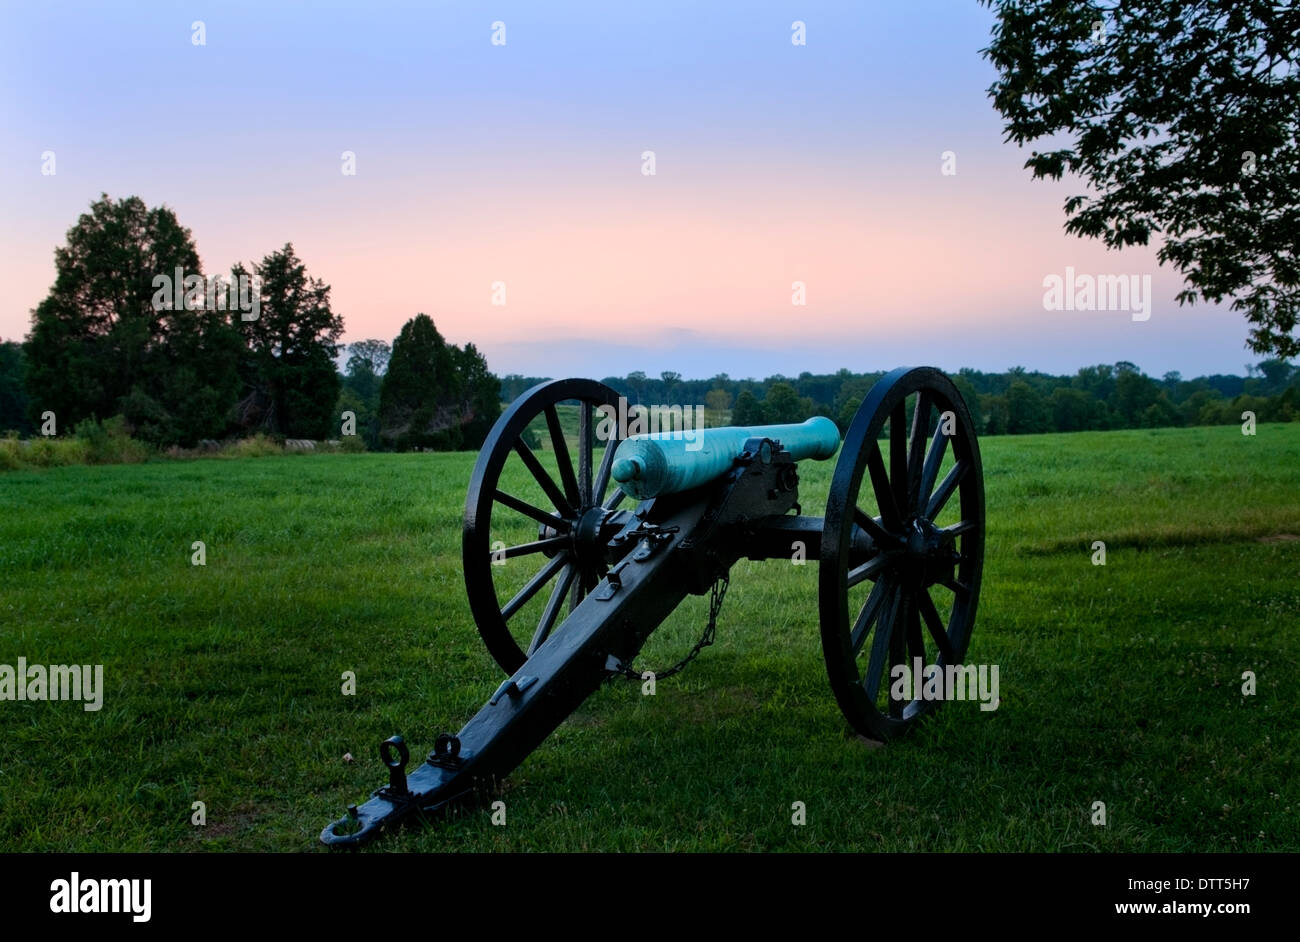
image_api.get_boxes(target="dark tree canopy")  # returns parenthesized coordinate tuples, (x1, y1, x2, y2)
(378, 314, 500, 450)
(730, 388, 766, 425)
(23, 194, 241, 445)
(236, 243, 344, 439)
(344, 339, 391, 402)
(0, 340, 31, 435)
(455, 341, 502, 449)
(981, 1, 1300, 357)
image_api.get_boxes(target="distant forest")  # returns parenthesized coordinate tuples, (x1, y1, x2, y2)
(6, 201, 1296, 451)
(500, 360, 1300, 435)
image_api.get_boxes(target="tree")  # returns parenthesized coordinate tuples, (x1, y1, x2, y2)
(951, 373, 983, 434)
(981, 1, 1300, 357)
(1114, 369, 1164, 426)
(378, 314, 466, 449)
(1255, 358, 1294, 394)
(1050, 386, 1093, 432)
(23, 194, 241, 445)
(344, 339, 391, 401)
(236, 244, 343, 439)
(763, 381, 810, 423)
(660, 371, 681, 403)
(0, 341, 31, 434)
(836, 396, 862, 433)
(731, 389, 766, 425)
(338, 339, 391, 447)
(626, 371, 647, 405)
(1072, 364, 1117, 404)
(982, 394, 1009, 436)
(455, 342, 502, 450)
(704, 387, 732, 413)
(1006, 381, 1051, 434)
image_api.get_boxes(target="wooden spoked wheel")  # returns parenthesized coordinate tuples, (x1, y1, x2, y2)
(463, 379, 627, 675)
(819, 367, 985, 740)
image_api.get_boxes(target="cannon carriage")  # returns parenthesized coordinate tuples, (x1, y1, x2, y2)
(322, 366, 984, 846)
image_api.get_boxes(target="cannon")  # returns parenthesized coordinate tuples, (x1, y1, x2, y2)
(320, 366, 985, 846)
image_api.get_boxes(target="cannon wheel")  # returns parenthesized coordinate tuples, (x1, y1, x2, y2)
(464, 379, 626, 675)
(819, 366, 985, 740)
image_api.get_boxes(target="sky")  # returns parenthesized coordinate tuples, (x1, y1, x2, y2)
(0, 0, 1263, 381)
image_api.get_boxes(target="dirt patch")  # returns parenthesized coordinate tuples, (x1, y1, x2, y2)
(202, 808, 258, 839)
(1257, 534, 1299, 543)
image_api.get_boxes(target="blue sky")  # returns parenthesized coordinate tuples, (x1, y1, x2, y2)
(0, 1, 1262, 380)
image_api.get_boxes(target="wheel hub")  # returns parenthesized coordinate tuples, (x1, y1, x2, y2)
(538, 505, 610, 569)
(898, 516, 957, 589)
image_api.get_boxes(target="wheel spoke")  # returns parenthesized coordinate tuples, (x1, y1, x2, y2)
(513, 439, 576, 518)
(569, 564, 586, 613)
(529, 563, 577, 654)
(493, 536, 569, 560)
(906, 592, 925, 664)
(850, 579, 890, 656)
(939, 575, 971, 596)
(577, 403, 593, 508)
(918, 424, 949, 508)
(864, 584, 902, 701)
(906, 391, 931, 511)
(853, 506, 895, 548)
(847, 554, 890, 588)
(602, 487, 626, 510)
(594, 431, 619, 504)
(889, 403, 908, 519)
(493, 489, 570, 533)
(916, 589, 958, 664)
(939, 519, 978, 544)
(545, 405, 581, 508)
(925, 459, 968, 520)
(888, 592, 910, 718)
(501, 551, 569, 621)
(866, 443, 903, 531)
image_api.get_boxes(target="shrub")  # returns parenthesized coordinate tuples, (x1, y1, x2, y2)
(74, 416, 153, 464)
(223, 434, 283, 459)
(0, 434, 21, 471)
(24, 436, 90, 467)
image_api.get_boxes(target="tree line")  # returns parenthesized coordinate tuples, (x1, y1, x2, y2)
(7, 195, 1295, 449)
(1, 195, 498, 450)
(501, 361, 1300, 436)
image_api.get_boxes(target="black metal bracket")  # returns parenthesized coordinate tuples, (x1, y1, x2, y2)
(426, 732, 464, 770)
(489, 674, 537, 705)
(376, 735, 412, 800)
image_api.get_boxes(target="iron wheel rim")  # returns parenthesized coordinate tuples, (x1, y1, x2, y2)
(818, 366, 985, 741)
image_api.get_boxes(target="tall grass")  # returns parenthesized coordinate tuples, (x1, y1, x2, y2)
(0, 420, 366, 472)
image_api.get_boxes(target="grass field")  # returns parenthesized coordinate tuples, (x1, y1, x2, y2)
(1, 424, 1298, 852)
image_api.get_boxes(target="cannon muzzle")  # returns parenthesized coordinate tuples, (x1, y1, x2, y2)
(610, 416, 840, 499)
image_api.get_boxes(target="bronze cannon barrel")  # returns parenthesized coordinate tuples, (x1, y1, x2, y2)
(610, 417, 841, 499)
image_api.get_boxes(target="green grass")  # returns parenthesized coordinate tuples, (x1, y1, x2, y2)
(0, 424, 1297, 852)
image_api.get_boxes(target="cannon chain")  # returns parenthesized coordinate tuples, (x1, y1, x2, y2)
(609, 570, 728, 683)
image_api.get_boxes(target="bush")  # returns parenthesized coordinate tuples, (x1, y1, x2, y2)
(24, 436, 90, 467)
(0, 434, 21, 471)
(73, 416, 153, 464)
(223, 434, 283, 459)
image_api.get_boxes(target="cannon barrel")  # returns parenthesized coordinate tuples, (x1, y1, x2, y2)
(610, 416, 840, 499)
